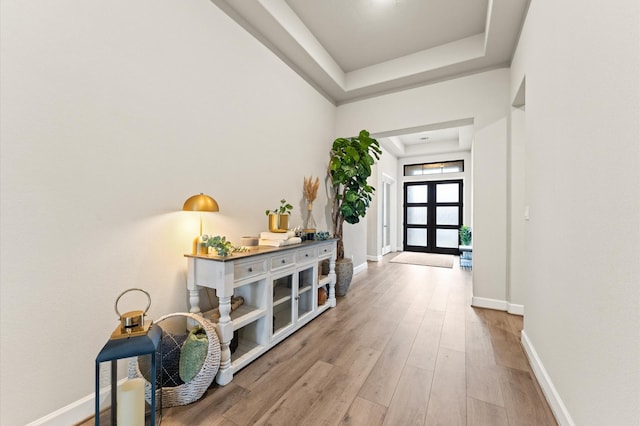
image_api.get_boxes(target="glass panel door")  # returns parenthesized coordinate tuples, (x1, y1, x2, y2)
(272, 273, 293, 337)
(403, 180, 463, 254)
(297, 266, 313, 320)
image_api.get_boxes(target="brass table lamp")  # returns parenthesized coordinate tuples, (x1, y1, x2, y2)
(183, 193, 219, 254)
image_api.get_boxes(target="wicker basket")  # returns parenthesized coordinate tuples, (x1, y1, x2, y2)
(128, 312, 221, 407)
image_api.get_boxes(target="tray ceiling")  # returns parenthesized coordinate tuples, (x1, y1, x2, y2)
(210, 0, 529, 105)
(209, 0, 528, 157)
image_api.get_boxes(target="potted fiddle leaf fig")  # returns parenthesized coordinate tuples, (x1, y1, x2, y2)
(329, 129, 382, 296)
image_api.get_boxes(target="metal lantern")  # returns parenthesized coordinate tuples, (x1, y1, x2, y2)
(95, 289, 162, 425)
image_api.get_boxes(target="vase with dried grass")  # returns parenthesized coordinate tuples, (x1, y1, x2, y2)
(303, 176, 319, 238)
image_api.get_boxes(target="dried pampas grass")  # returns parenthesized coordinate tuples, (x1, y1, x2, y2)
(304, 176, 320, 203)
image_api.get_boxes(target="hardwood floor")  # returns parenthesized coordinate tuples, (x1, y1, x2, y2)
(106, 254, 558, 425)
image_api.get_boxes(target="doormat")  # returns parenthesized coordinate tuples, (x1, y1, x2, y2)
(389, 252, 454, 268)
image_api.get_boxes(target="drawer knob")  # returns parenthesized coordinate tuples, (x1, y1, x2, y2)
(248, 267, 253, 272)
(282, 259, 286, 264)
(305, 254, 309, 257)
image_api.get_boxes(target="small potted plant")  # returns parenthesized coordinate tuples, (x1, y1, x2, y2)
(459, 225, 472, 246)
(265, 199, 293, 231)
(202, 235, 248, 257)
(459, 225, 472, 268)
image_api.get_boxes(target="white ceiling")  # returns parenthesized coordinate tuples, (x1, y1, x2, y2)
(285, 0, 489, 73)
(209, 0, 529, 157)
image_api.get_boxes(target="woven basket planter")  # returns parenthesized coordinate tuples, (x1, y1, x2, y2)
(129, 312, 221, 408)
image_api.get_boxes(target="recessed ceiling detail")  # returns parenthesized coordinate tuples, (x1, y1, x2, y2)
(375, 121, 474, 158)
(210, 0, 529, 105)
(285, 0, 489, 72)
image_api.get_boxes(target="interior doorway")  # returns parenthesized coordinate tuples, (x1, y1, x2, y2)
(403, 180, 463, 255)
(381, 176, 393, 255)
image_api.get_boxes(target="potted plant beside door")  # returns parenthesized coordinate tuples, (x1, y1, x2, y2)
(328, 130, 382, 296)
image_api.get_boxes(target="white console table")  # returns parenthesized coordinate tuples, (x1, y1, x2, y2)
(185, 239, 337, 385)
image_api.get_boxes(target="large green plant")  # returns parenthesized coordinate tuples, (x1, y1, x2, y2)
(329, 130, 382, 260)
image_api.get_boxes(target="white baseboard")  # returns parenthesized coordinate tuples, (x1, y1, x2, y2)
(26, 377, 126, 426)
(471, 297, 524, 316)
(366, 254, 383, 262)
(353, 261, 368, 275)
(471, 296, 508, 311)
(27, 390, 102, 426)
(507, 303, 525, 316)
(521, 331, 575, 426)
(27, 392, 93, 425)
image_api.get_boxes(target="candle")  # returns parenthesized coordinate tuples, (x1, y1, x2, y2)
(117, 378, 145, 426)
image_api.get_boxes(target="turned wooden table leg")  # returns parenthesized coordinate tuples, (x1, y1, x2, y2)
(215, 295, 233, 385)
(328, 256, 337, 307)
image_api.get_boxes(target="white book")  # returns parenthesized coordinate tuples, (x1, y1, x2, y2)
(259, 231, 295, 240)
(259, 239, 284, 247)
(258, 236, 302, 247)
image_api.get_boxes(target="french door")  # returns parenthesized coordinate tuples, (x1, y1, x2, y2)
(403, 180, 463, 255)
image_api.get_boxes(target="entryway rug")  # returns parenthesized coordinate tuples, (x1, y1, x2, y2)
(390, 252, 454, 268)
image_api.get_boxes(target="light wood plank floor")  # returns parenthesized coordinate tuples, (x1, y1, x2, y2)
(93, 254, 558, 425)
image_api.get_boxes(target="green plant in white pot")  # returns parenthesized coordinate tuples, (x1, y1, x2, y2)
(328, 129, 382, 296)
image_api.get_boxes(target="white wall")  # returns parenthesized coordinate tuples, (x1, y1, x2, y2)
(336, 69, 511, 309)
(367, 146, 398, 261)
(515, 1, 640, 424)
(472, 119, 509, 305)
(380, 148, 399, 255)
(508, 104, 526, 308)
(366, 163, 381, 260)
(0, 1, 335, 424)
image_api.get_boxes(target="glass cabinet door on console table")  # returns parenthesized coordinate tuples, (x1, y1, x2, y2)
(185, 239, 337, 386)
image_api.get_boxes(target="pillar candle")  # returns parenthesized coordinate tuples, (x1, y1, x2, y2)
(117, 378, 145, 426)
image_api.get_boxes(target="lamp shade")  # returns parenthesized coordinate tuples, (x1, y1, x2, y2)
(182, 193, 219, 212)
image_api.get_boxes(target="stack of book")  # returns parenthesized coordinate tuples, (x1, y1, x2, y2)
(259, 231, 302, 247)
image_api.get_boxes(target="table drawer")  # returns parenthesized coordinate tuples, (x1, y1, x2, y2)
(234, 259, 267, 282)
(271, 253, 295, 270)
(317, 243, 334, 258)
(296, 247, 316, 263)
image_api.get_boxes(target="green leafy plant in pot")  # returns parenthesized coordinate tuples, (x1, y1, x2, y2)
(459, 225, 472, 246)
(328, 129, 382, 296)
(265, 199, 293, 231)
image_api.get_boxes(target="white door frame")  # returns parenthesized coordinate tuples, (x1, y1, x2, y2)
(381, 173, 395, 255)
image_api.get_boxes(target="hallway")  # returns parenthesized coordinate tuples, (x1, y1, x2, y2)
(159, 254, 556, 425)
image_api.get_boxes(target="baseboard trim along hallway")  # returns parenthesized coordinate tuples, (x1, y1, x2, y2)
(521, 330, 575, 426)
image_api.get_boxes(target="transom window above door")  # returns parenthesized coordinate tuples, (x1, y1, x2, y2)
(404, 160, 464, 176)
